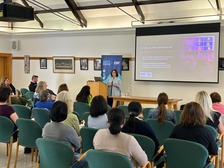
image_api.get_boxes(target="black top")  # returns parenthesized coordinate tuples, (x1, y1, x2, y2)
(170, 124, 218, 155)
(206, 112, 221, 131)
(29, 82, 37, 92)
(9, 83, 16, 95)
(122, 118, 159, 152)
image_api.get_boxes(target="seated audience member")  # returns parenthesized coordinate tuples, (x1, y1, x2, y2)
(122, 101, 159, 153)
(93, 108, 148, 168)
(196, 91, 224, 134)
(149, 92, 176, 124)
(57, 83, 69, 94)
(0, 76, 27, 105)
(35, 90, 54, 110)
(0, 87, 18, 130)
(88, 95, 109, 129)
(28, 75, 38, 92)
(56, 91, 80, 135)
(170, 102, 218, 156)
(43, 101, 88, 168)
(210, 92, 224, 115)
(76, 85, 92, 105)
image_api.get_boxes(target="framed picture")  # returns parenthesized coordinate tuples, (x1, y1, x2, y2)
(219, 58, 224, 70)
(53, 57, 75, 73)
(40, 58, 47, 69)
(24, 55, 30, 74)
(122, 58, 129, 71)
(94, 58, 101, 70)
(80, 58, 88, 70)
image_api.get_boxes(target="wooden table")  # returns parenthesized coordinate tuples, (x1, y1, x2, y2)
(109, 96, 182, 110)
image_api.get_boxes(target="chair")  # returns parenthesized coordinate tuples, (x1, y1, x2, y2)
(117, 105, 129, 117)
(32, 108, 51, 128)
(25, 91, 34, 108)
(73, 111, 81, 124)
(20, 88, 29, 97)
(73, 102, 90, 121)
(146, 119, 175, 146)
(36, 138, 75, 168)
(80, 127, 98, 153)
(14, 118, 42, 168)
(12, 104, 32, 119)
(86, 149, 151, 168)
(164, 138, 215, 168)
(83, 112, 90, 127)
(174, 110, 182, 125)
(142, 108, 153, 120)
(0, 116, 17, 168)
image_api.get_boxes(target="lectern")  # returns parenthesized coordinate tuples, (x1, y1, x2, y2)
(87, 81, 108, 100)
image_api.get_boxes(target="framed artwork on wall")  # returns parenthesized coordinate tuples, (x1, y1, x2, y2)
(40, 58, 47, 69)
(24, 55, 30, 74)
(219, 58, 224, 70)
(122, 58, 129, 71)
(80, 58, 88, 70)
(53, 57, 75, 73)
(94, 58, 101, 70)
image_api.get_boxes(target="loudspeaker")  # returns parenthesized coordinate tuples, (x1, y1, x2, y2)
(12, 40, 19, 50)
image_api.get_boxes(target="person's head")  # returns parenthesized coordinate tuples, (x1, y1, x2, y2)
(181, 102, 206, 126)
(31, 75, 38, 83)
(56, 91, 73, 113)
(0, 76, 10, 86)
(50, 101, 68, 122)
(57, 83, 69, 94)
(107, 108, 125, 135)
(35, 81, 47, 93)
(210, 92, 221, 103)
(39, 90, 50, 102)
(76, 85, 91, 103)
(0, 87, 11, 102)
(157, 92, 168, 124)
(110, 69, 118, 77)
(90, 95, 108, 117)
(195, 91, 214, 121)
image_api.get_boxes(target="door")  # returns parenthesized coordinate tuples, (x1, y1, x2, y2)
(0, 53, 12, 82)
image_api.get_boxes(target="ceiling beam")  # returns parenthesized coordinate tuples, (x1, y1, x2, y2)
(35, 0, 191, 14)
(64, 0, 87, 27)
(132, 0, 145, 23)
(21, 0, 44, 28)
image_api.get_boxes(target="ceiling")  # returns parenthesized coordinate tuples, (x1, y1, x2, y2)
(0, 0, 223, 33)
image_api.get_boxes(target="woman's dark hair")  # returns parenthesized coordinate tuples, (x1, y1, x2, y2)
(39, 90, 49, 102)
(108, 108, 125, 135)
(157, 92, 168, 124)
(50, 101, 68, 122)
(125, 101, 142, 132)
(181, 102, 206, 126)
(76, 85, 91, 103)
(0, 87, 11, 102)
(90, 95, 107, 117)
(57, 83, 69, 94)
(210, 92, 221, 103)
(110, 69, 118, 77)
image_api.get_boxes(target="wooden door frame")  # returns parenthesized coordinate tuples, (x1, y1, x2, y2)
(0, 53, 12, 81)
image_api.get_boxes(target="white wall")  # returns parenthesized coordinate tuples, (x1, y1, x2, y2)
(4, 26, 224, 108)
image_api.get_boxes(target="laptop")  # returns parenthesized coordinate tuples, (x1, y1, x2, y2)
(94, 77, 102, 82)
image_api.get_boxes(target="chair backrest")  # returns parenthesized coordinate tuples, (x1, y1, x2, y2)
(20, 88, 29, 97)
(205, 125, 218, 139)
(0, 116, 14, 143)
(36, 138, 73, 168)
(16, 118, 42, 148)
(146, 119, 175, 145)
(164, 138, 212, 168)
(32, 108, 51, 128)
(174, 110, 182, 125)
(132, 133, 155, 161)
(142, 108, 153, 120)
(86, 150, 133, 168)
(25, 91, 34, 100)
(80, 127, 98, 153)
(83, 112, 90, 127)
(73, 102, 90, 121)
(12, 104, 32, 119)
(117, 105, 129, 117)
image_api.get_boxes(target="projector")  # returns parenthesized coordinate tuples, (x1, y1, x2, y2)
(0, 2, 34, 22)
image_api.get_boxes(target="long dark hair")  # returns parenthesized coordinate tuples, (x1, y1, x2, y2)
(76, 85, 91, 103)
(108, 108, 125, 135)
(157, 92, 168, 124)
(125, 101, 142, 132)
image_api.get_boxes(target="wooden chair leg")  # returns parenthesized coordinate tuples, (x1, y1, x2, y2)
(6, 143, 8, 156)
(7, 136, 13, 168)
(221, 137, 224, 168)
(215, 154, 219, 168)
(14, 139, 19, 168)
(31, 148, 34, 161)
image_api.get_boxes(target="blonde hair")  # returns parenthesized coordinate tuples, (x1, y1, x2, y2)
(35, 81, 47, 93)
(56, 91, 73, 113)
(195, 91, 214, 121)
(0, 76, 8, 87)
